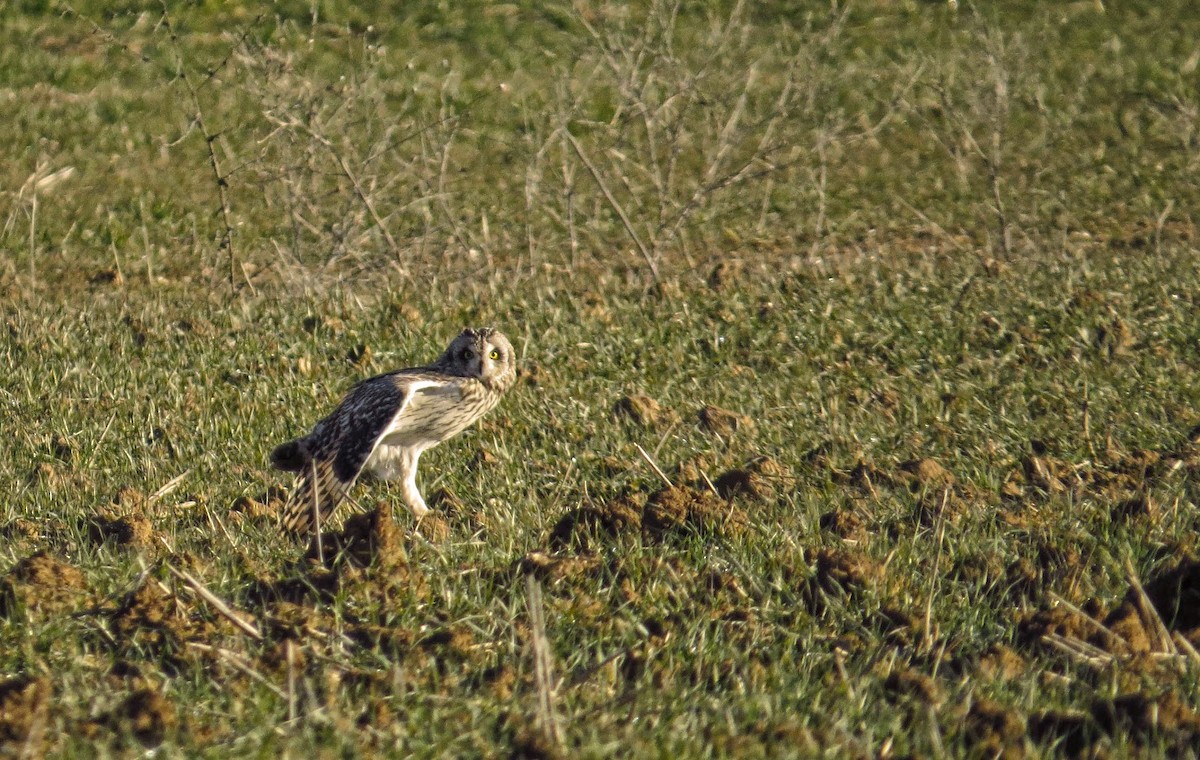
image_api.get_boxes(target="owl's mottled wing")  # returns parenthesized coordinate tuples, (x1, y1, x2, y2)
(279, 373, 443, 533)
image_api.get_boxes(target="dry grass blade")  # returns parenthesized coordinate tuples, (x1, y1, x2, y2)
(634, 443, 673, 488)
(525, 573, 563, 749)
(167, 565, 262, 641)
(149, 470, 190, 502)
(1048, 592, 1121, 640)
(1043, 632, 1114, 668)
(187, 642, 285, 699)
(1124, 558, 1176, 655)
(1172, 632, 1200, 666)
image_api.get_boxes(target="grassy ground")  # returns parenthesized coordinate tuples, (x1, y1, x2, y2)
(2, 1, 1200, 756)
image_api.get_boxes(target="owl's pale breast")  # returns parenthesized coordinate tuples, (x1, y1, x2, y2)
(381, 378, 500, 449)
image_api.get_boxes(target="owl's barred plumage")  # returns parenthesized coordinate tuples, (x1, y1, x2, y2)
(273, 328, 516, 534)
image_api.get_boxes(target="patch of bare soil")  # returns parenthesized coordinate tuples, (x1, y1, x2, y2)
(1092, 692, 1200, 748)
(1028, 692, 1200, 757)
(548, 496, 643, 550)
(304, 502, 409, 574)
(896, 457, 956, 490)
(1002, 434, 1194, 509)
(803, 548, 884, 614)
(698, 405, 754, 438)
(1005, 541, 1090, 603)
(1017, 551, 1200, 694)
(1016, 600, 1119, 654)
(229, 487, 285, 525)
(975, 644, 1027, 681)
(1027, 709, 1097, 758)
(712, 456, 792, 502)
(642, 485, 748, 540)
(109, 577, 228, 665)
(914, 489, 970, 527)
(965, 698, 1026, 760)
(0, 675, 50, 756)
(882, 668, 943, 706)
(1141, 556, 1200, 640)
(87, 509, 155, 548)
(0, 551, 91, 619)
(110, 688, 176, 747)
(832, 459, 896, 494)
(613, 393, 676, 428)
(509, 721, 565, 760)
(818, 508, 868, 543)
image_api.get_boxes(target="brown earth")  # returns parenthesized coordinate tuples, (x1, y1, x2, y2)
(642, 485, 749, 540)
(88, 510, 155, 548)
(965, 698, 1026, 760)
(711, 456, 792, 502)
(698, 405, 754, 438)
(0, 551, 91, 619)
(0, 675, 50, 756)
(548, 496, 643, 550)
(818, 509, 868, 543)
(305, 501, 409, 573)
(613, 393, 675, 428)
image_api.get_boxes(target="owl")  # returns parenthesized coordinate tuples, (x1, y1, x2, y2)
(271, 327, 516, 534)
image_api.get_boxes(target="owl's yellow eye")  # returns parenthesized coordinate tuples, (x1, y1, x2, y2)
(489, 349, 500, 360)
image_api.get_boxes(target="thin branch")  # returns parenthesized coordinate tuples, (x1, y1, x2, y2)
(564, 128, 659, 283)
(159, 1, 239, 290)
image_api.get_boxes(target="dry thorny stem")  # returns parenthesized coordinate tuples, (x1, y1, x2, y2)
(157, 1, 244, 292)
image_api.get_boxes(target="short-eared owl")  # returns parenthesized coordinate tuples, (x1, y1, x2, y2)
(272, 327, 516, 533)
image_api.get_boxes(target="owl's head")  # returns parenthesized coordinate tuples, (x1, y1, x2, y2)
(442, 327, 516, 390)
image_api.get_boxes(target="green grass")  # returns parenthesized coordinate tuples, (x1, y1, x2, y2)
(2, 0, 1200, 756)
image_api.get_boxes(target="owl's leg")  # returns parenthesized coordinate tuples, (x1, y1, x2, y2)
(400, 449, 430, 518)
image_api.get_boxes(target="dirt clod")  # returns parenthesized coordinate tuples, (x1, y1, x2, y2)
(1113, 493, 1157, 522)
(642, 485, 747, 540)
(549, 497, 642, 549)
(519, 551, 601, 583)
(0, 551, 90, 619)
(0, 675, 50, 755)
(965, 698, 1026, 760)
(713, 456, 789, 502)
(1027, 709, 1096, 757)
(897, 457, 956, 490)
(510, 722, 564, 760)
(306, 502, 408, 572)
(613, 393, 673, 427)
(819, 509, 867, 543)
(976, 644, 1027, 681)
(116, 689, 176, 747)
(698, 405, 754, 438)
(88, 511, 155, 547)
(1142, 557, 1200, 636)
(883, 669, 942, 706)
(812, 548, 882, 597)
(1093, 692, 1200, 743)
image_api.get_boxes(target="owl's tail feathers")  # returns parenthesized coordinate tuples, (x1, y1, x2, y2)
(270, 439, 310, 472)
(280, 458, 348, 535)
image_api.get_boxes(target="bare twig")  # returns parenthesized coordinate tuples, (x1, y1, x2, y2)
(564, 128, 659, 283)
(159, 1, 239, 289)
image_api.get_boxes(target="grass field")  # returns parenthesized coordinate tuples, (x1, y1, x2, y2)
(2, 0, 1200, 756)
